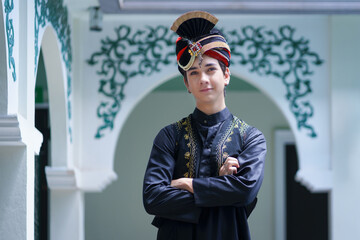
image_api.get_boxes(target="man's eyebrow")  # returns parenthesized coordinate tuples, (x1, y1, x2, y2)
(205, 63, 217, 67)
(188, 63, 217, 71)
(188, 66, 198, 71)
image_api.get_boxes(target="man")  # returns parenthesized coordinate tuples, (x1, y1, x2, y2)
(143, 11, 267, 240)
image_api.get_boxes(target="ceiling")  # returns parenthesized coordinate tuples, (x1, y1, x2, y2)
(98, 0, 360, 14)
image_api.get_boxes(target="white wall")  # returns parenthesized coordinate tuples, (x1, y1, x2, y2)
(0, 2, 7, 114)
(85, 87, 290, 240)
(331, 15, 360, 240)
(0, 146, 27, 239)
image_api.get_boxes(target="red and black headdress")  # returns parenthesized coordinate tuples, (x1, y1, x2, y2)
(171, 11, 231, 72)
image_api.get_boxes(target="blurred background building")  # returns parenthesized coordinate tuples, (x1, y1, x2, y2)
(1, 0, 360, 239)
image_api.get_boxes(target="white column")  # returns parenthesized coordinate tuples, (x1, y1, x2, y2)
(0, 115, 42, 240)
(49, 190, 84, 240)
(46, 167, 84, 240)
(0, 144, 26, 239)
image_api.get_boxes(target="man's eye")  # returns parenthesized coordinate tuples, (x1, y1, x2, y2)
(189, 71, 198, 75)
(208, 67, 217, 72)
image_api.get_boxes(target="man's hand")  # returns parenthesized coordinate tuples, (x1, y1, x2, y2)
(219, 157, 240, 176)
(171, 178, 194, 193)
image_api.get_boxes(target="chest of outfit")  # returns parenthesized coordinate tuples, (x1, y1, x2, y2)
(172, 115, 247, 179)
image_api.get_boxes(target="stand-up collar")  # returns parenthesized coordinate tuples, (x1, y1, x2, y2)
(192, 107, 231, 126)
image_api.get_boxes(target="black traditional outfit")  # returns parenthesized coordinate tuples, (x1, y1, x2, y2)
(143, 11, 267, 240)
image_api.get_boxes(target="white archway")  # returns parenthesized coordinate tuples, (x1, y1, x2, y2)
(0, 3, 8, 114)
(39, 26, 83, 240)
(81, 13, 332, 197)
(229, 68, 331, 193)
(40, 26, 68, 168)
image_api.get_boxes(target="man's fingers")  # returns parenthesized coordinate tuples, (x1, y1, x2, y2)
(225, 158, 239, 168)
(230, 167, 238, 174)
(226, 157, 238, 161)
(219, 157, 240, 176)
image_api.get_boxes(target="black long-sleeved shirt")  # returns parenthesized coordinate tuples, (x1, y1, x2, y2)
(143, 108, 266, 240)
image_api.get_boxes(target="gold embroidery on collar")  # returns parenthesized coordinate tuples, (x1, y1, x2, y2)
(176, 115, 249, 178)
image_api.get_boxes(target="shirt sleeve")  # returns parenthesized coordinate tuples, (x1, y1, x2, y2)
(192, 127, 267, 207)
(143, 125, 202, 224)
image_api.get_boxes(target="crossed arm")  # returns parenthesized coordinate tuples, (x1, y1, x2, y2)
(143, 125, 266, 223)
(170, 157, 240, 193)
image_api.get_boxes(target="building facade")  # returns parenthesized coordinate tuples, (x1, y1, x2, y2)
(1, 1, 360, 239)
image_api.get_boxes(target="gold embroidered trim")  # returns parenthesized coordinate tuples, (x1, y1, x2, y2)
(171, 11, 218, 33)
(177, 116, 198, 178)
(186, 116, 198, 178)
(235, 116, 249, 136)
(216, 117, 236, 171)
(216, 116, 249, 172)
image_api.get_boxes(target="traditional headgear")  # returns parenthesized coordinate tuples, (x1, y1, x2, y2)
(171, 11, 231, 72)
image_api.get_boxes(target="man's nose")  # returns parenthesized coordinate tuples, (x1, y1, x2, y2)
(200, 72, 210, 84)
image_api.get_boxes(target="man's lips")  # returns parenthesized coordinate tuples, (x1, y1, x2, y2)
(200, 88, 213, 92)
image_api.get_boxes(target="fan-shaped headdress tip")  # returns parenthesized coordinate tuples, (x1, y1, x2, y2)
(170, 10, 218, 35)
(172, 11, 231, 72)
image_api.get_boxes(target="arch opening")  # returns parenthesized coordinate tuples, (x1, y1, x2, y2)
(34, 48, 50, 240)
(37, 25, 74, 240)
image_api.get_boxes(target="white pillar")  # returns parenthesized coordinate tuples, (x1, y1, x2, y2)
(0, 144, 26, 239)
(49, 190, 84, 240)
(46, 167, 84, 240)
(0, 115, 42, 240)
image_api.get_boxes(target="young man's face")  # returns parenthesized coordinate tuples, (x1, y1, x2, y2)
(184, 54, 230, 110)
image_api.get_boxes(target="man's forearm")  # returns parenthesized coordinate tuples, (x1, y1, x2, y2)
(171, 178, 194, 193)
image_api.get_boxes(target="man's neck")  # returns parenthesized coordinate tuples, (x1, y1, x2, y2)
(196, 103, 226, 115)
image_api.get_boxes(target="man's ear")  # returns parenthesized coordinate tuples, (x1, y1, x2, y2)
(224, 68, 231, 86)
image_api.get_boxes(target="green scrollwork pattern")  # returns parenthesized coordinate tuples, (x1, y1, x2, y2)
(88, 25, 177, 138)
(89, 24, 323, 139)
(227, 25, 323, 137)
(34, 0, 72, 73)
(4, 0, 16, 81)
(34, 0, 73, 141)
